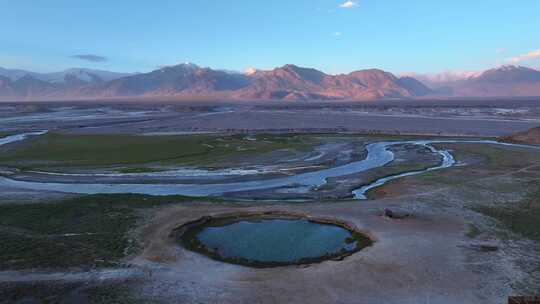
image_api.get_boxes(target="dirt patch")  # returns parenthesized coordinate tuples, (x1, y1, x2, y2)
(499, 127, 540, 145)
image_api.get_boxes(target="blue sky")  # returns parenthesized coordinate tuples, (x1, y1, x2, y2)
(2, 0, 540, 74)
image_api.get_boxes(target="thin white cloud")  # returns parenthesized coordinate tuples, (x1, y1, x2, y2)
(339, 1, 358, 8)
(333, 32, 342, 37)
(508, 49, 540, 63)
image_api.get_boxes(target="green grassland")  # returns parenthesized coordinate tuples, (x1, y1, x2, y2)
(0, 194, 206, 270)
(363, 142, 540, 242)
(364, 142, 540, 201)
(0, 281, 151, 304)
(474, 186, 540, 242)
(0, 133, 318, 170)
(0, 131, 17, 138)
(361, 160, 440, 199)
(401, 143, 540, 186)
(444, 143, 540, 169)
(117, 167, 166, 174)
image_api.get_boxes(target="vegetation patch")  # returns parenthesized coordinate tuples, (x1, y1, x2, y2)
(0, 280, 152, 304)
(362, 161, 439, 199)
(473, 186, 540, 242)
(0, 133, 317, 170)
(0, 131, 14, 138)
(368, 143, 540, 199)
(353, 144, 442, 199)
(0, 194, 207, 270)
(117, 167, 165, 174)
(465, 223, 482, 239)
(434, 143, 540, 170)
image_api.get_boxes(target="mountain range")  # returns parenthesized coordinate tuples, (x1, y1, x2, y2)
(1, 64, 539, 101)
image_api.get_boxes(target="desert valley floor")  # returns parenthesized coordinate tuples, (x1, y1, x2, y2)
(0, 99, 539, 304)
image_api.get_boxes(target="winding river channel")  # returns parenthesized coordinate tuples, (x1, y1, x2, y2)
(0, 131, 537, 199)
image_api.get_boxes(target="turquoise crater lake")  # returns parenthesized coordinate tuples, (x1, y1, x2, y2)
(177, 214, 373, 267)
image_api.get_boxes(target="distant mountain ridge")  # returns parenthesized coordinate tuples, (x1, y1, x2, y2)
(412, 65, 540, 97)
(1, 64, 539, 101)
(79, 63, 249, 97)
(0, 67, 134, 100)
(0, 67, 132, 84)
(232, 64, 431, 100)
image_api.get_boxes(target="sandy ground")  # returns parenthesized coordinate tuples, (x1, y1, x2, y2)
(0, 194, 524, 304)
(0, 172, 536, 303)
(1, 99, 540, 136)
(121, 199, 504, 304)
(48, 110, 540, 137)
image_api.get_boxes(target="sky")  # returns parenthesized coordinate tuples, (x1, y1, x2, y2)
(1, 0, 540, 75)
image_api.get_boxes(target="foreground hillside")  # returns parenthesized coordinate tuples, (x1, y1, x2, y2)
(500, 127, 540, 145)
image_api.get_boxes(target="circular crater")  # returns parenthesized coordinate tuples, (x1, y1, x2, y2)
(173, 212, 374, 268)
